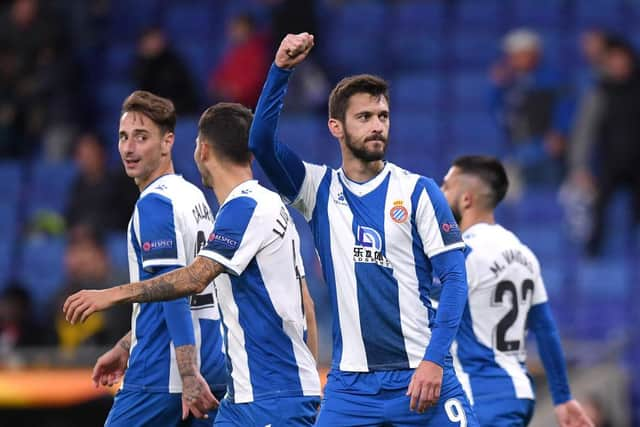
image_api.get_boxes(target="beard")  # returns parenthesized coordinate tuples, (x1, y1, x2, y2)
(450, 202, 462, 224)
(344, 131, 388, 162)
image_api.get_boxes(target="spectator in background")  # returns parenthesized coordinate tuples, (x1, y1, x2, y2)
(0, 283, 47, 357)
(490, 28, 574, 187)
(208, 13, 270, 109)
(53, 224, 130, 351)
(568, 38, 640, 256)
(65, 132, 138, 232)
(132, 27, 200, 115)
(0, 0, 78, 159)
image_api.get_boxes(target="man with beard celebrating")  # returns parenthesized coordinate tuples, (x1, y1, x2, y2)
(248, 33, 479, 426)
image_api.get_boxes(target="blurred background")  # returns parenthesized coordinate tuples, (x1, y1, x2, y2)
(0, 0, 638, 425)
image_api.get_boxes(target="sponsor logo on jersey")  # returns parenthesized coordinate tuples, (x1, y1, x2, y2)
(333, 191, 347, 206)
(389, 200, 408, 223)
(208, 232, 239, 249)
(142, 239, 175, 252)
(353, 226, 391, 268)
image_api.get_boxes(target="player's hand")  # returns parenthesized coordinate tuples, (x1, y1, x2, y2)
(63, 289, 115, 324)
(406, 360, 443, 413)
(181, 372, 219, 420)
(91, 344, 129, 388)
(275, 32, 314, 69)
(554, 399, 595, 427)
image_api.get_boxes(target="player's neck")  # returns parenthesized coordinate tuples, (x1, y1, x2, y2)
(341, 157, 385, 183)
(460, 211, 495, 232)
(211, 165, 254, 205)
(136, 160, 174, 192)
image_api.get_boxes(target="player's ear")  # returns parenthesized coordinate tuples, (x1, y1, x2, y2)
(161, 131, 174, 155)
(328, 118, 343, 139)
(461, 191, 473, 210)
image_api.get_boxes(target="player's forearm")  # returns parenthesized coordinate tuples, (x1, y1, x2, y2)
(175, 345, 198, 378)
(249, 63, 306, 201)
(117, 331, 132, 353)
(529, 302, 572, 405)
(113, 257, 223, 304)
(424, 249, 468, 366)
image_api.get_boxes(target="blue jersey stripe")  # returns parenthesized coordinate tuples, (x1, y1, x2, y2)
(410, 183, 437, 326)
(310, 169, 344, 368)
(218, 309, 235, 399)
(231, 259, 303, 400)
(343, 174, 409, 369)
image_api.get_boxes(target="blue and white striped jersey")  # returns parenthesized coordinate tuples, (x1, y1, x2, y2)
(198, 179, 320, 404)
(453, 223, 548, 403)
(291, 161, 465, 372)
(123, 174, 226, 393)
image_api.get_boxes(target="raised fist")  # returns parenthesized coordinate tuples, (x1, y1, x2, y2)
(275, 32, 315, 69)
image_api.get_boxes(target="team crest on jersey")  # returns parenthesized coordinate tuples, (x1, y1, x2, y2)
(353, 226, 391, 268)
(389, 200, 408, 224)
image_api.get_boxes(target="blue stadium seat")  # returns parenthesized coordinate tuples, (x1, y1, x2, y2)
(96, 80, 134, 116)
(511, 0, 566, 28)
(512, 224, 565, 261)
(511, 188, 564, 224)
(387, 29, 445, 72)
(450, 31, 501, 69)
(388, 112, 441, 174)
(319, 3, 387, 77)
(0, 240, 12, 291)
(18, 237, 66, 308)
(172, 116, 200, 185)
(455, 0, 504, 28)
(576, 258, 630, 300)
(450, 71, 490, 110)
(448, 112, 505, 159)
(0, 204, 19, 245)
(174, 40, 221, 90)
(104, 43, 136, 80)
(277, 114, 328, 161)
(106, 231, 129, 272)
(574, 0, 624, 31)
(0, 161, 22, 205)
(26, 160, 77, 218)
(391, 74, 444, 112)
(389, 1, 445, 31)
(163, 2, 219, 44)
(107, 0, 162, 42)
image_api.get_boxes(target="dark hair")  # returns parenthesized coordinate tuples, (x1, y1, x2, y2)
(452, 155, 509, 208)
(329, 74, 389, 121)
(122, 90, 176, 134)
(198, 102, 253, 165)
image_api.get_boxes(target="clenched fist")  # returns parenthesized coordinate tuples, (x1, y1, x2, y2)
(275, 32, 315, 69)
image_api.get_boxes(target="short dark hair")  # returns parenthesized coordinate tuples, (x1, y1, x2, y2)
(122, 90, 176, 134)
(328, 74, 389, 121)
(198, 102, 253, 165)
(452, 155, 509, 208)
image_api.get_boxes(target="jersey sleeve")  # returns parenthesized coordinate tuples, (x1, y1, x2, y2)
(530, 250, 549, 306)
(291, 162, 328, 221)
(198, 197, 265, 276)
(413, 177, 465, 258)
(463, 246, 482, 293)
(136, 193, 186, 272)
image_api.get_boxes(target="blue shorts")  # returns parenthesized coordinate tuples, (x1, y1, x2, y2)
(315, 368, 479, 426)
(213, 395, 320, 426)
(105, 388, 226, 427)
(472, 397, 534, 427)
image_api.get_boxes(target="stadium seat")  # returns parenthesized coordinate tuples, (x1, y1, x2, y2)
(388, 112, 442, 174)
(511, 0, 566, 28)
(26, 161, 77, 218)
(277, 113, 328, 161)
(512, 224, 566, 261)
(0, 204, 19, 245)
(391, 74, 444, 112)
(574, 0, 624, 31)
(106, 0, 162, 42)
(96, 80, 134, 117)
(18, 236, 67, 308)
(387, 29, 445, 72)
(172, 116, 200, 184)
(450, 71, 490, 110)
(0, 161, 23, 206)
(450, 31, 501, 69)
(0, 240, 13, 291)
(511, 188, 564, 224)
(106, 232, 129, 272)
(173, 40, 221, 90)
(576, 258, 630, 300)
(104, 43, 136, 80)
(447, 111, 505, 160)
(455, 0, 504, 28)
